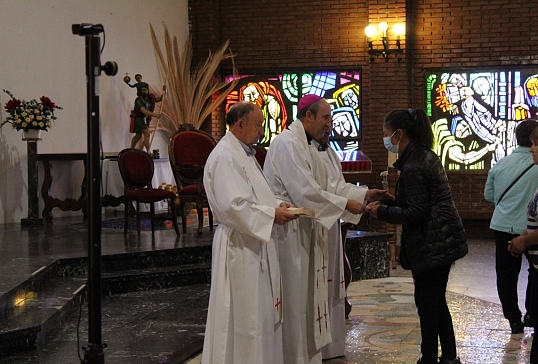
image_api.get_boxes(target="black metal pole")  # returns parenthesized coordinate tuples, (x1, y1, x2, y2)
(72, 23, 117, 364)
(84, 32, 105, 364)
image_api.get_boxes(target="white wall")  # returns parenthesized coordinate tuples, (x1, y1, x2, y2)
(0, 0, 189, 223)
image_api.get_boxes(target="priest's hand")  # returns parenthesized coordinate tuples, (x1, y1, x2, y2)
(279, 202, 295, 208)
(345, 199, 369, 215)
(274, 206, 299, 225)
(365, 189, 391, 202)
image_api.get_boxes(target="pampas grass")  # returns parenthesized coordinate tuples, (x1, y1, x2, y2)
(150, 23, 238, 134)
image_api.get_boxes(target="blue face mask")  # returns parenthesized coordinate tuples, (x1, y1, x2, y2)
(383, 130, 399, 153)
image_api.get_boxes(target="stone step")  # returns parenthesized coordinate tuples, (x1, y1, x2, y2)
(101, 262, 211, 295)
(0, 275, 87, 355)
(0, 246, 212, 357)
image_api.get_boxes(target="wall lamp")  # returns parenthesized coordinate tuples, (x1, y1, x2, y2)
(365, 22, 405, 62)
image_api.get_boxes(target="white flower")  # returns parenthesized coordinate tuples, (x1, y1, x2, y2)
(1, 90, 62, 132)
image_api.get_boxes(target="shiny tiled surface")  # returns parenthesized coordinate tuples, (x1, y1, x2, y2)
(0, 213, 214, 364)
(1, 215, 535, 363)
(340, 276, 533, 363)
(191, 239, 534, 364)
(329, 238, 534, 364)
(0, 285, 210, 364)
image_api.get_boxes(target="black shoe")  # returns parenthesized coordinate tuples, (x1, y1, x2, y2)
(524, 313, 534, 327)
(417, 358, 438, 364)
(439, 357, 462, 364)
(510, 320, 524, 334)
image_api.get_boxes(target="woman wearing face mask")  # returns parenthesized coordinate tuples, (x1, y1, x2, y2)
(368, 108, 468, 364)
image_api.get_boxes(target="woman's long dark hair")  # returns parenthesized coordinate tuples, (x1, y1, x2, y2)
(384, 108, 434, 150)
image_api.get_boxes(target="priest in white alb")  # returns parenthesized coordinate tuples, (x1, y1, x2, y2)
(312, 121, 368, 360)
(263, 95, 387, 364)
(201, 102, 299, 364)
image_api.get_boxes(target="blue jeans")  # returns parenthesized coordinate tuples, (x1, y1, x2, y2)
(414, 263, 456, 364)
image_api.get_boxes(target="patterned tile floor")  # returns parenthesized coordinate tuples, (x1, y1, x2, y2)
(190, 239, 534, 364)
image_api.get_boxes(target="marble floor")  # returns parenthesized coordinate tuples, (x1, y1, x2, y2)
(0, 212, 214, 364)
(0, 213, 534, 364)
(190, 239, 535, 364)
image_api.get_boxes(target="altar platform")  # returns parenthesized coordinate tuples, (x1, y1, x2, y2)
(0, 213, 213, 364)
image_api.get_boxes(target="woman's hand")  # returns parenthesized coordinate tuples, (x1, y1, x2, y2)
(366, 201, 380, 218)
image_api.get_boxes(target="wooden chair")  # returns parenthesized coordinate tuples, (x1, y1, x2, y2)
(169, 124, 216, 235)
(117, 148, 180, 238)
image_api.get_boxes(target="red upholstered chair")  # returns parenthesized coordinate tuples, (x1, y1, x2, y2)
(169, 125, 215, 235)
(252, 145, 267, 169)
(118, 148, 180, 238)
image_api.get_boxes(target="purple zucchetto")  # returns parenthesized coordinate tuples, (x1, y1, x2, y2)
(297, 94, 324, 112)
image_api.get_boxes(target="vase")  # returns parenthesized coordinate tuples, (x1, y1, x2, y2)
(22, 129, 42, 141)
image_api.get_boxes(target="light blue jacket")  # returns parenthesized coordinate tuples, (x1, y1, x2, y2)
(484, 146, 538, 234)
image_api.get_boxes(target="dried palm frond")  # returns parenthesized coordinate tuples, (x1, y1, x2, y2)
(150, 23, 238, 133)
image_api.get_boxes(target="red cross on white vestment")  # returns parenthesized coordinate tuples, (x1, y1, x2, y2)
(340, 276, 345, 289)
(324, 302, 329, 330)
(275, 297, 282, 309)
(316, 306, 323, 333)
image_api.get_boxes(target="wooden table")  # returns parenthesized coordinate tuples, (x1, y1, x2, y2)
(38, 153, 89, 221)
(37, 154, 174, 221)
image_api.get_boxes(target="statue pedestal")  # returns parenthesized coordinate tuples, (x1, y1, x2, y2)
(21, 138, 43, 227)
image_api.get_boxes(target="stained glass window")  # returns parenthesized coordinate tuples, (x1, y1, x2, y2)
(425, 69, 538, 171)
(225, 70, 362, 154)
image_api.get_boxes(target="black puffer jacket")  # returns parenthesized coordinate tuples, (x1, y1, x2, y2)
(377, 142, 468, 276)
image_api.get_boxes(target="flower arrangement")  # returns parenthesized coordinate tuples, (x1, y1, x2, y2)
(1, 89, 62, 132)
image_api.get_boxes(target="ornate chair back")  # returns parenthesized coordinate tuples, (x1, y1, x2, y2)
(168, 125, 216, 234)
(118, 148, 180, 238)
(118, 148, 155, 190)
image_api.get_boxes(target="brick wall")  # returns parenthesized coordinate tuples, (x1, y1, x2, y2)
(188, 0, 538, 234)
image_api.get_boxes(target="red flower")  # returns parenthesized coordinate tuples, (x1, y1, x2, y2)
(5, 98, 21, 111)
(39, 96, 56, 110)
